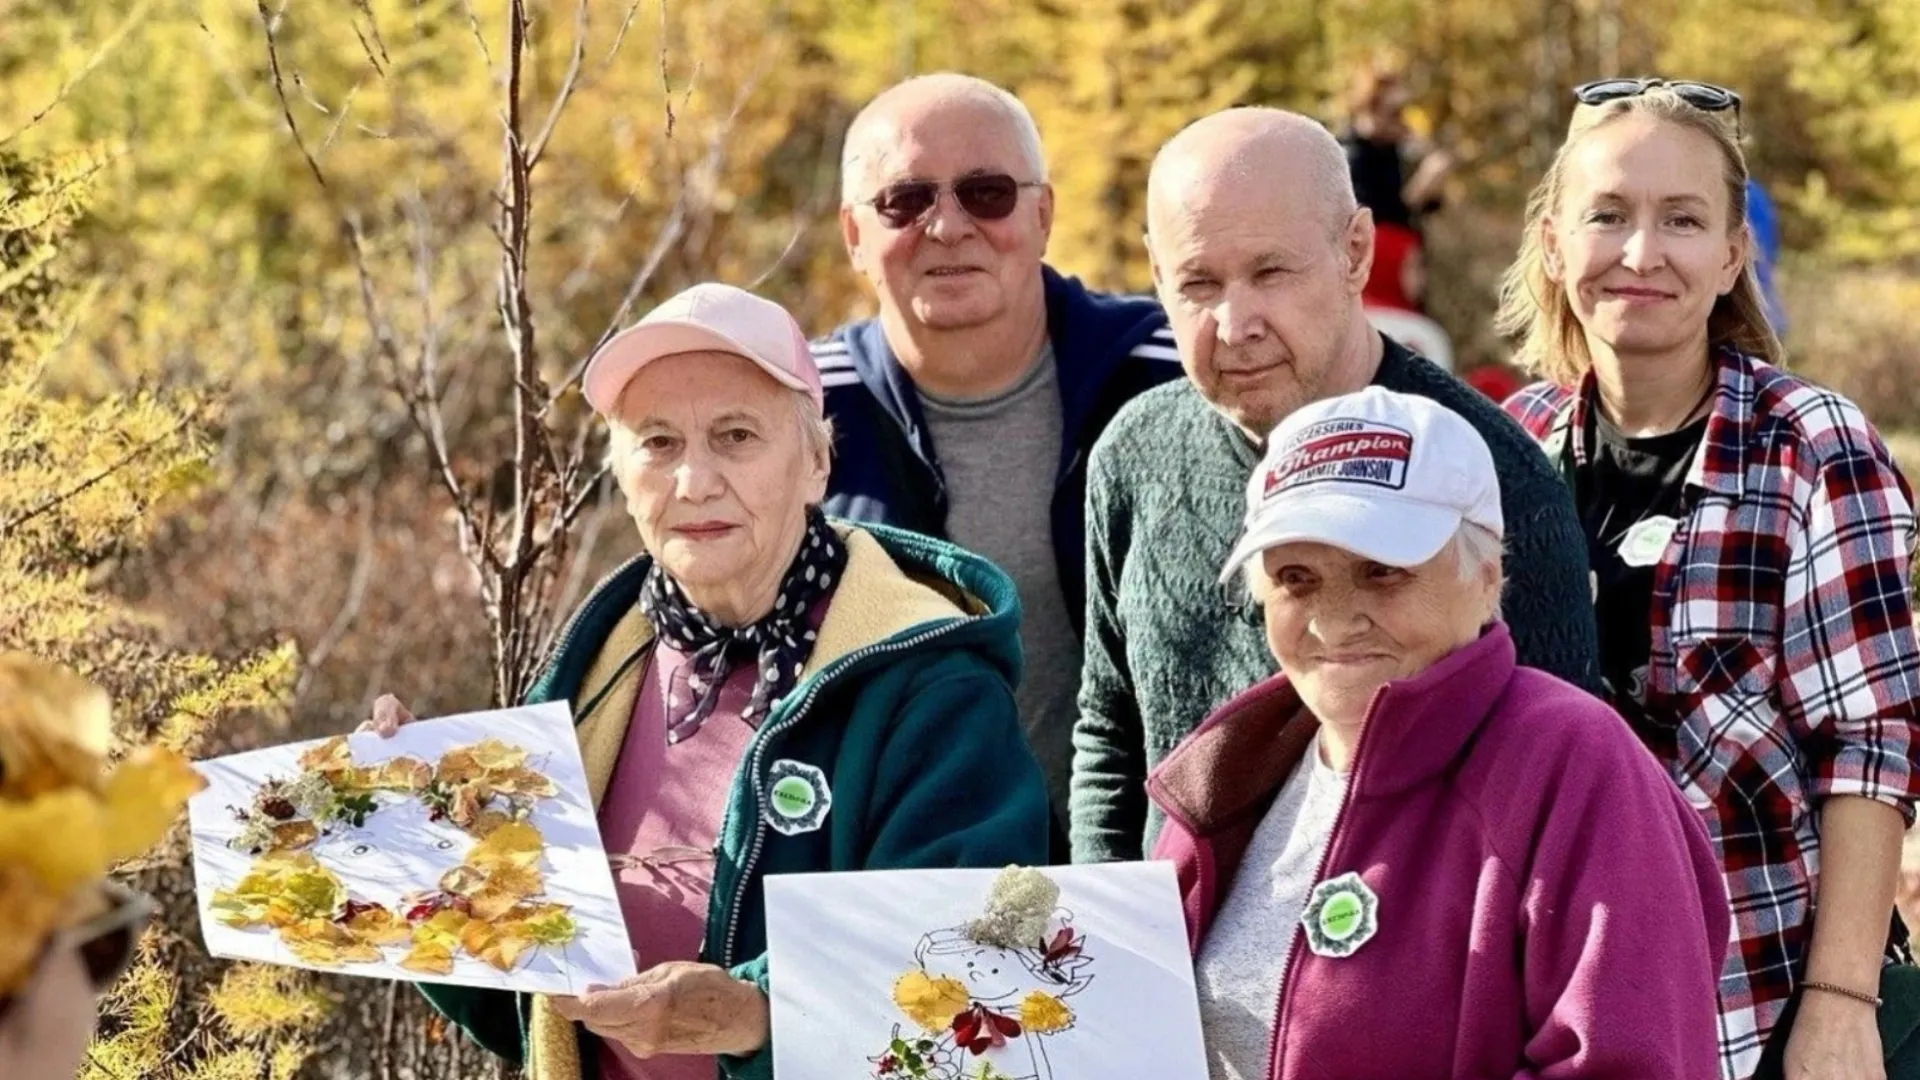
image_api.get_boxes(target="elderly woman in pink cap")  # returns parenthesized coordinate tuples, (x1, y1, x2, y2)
(1153, 385, 1730, 1079)
(370, 284, 1049, 1080)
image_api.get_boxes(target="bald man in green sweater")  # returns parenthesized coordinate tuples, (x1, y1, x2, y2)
(1069, 107, 1600, 864)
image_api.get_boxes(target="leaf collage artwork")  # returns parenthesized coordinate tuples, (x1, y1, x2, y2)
(188, 703, 636, 995)
(766, 863, 1208, 1080)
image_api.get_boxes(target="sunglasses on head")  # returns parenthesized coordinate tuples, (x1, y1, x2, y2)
(1573, 77, 1742, 116)
(863, 173, 1044, 229)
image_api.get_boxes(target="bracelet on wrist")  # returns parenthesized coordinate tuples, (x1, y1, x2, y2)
(1802, 980, 1883, 1009)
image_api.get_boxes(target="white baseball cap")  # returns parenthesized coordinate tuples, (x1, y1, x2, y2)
(581, 283, 824, 416)
(1218, 386, 1504, 585)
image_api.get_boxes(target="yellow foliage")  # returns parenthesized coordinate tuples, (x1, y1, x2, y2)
(205, 964, 332, 1040)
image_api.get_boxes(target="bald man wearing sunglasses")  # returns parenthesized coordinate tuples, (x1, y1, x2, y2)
(817, 73, 1182, 856)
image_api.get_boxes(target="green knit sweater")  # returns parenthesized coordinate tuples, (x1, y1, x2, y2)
(1068, 339, 1601, 863)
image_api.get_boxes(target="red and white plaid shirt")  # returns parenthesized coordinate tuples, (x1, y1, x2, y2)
(1507, 349, 1920, 1080)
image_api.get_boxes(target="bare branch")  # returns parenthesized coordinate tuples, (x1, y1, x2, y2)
(602, 0, 646, 71)
(349, 17, 388, 79)
(556, 186, 640, 303)
(353, 0, 392, 69)
(744, 214, 811, 291)
(290, 70, 334, 115)
(547, 55, 765, 409)
(561, 463, 612, 530)
(0, 0, 159, 147)
(658, 0, 676, 137)
(545, 194, 686, 411)
(460, 0, 497, 76)
(527, 0, 590, 172)
(256, 1, 331, 193)
(317, 82, 365, 158)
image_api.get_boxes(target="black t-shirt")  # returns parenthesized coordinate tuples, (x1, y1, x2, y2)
(1573, 407, 1707, 729)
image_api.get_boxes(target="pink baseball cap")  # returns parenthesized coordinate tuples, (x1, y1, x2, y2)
(582, 283, 824, 416)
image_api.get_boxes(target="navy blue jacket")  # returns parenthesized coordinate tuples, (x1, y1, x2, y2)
(811, 265, 1181, 637)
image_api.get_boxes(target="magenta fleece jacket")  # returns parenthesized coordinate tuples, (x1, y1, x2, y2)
(1149, 624, 1729, 1080)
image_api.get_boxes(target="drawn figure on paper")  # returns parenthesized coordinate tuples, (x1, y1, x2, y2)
(870, 868, 1093, 1080)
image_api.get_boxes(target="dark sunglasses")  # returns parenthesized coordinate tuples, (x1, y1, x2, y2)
(863, 173, 1045, 229)
(1573, 77, 1742, 116)
(68, 881, 153, 991)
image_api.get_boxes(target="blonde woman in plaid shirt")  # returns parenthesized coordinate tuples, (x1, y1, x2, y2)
(1497, 80, 1920, 1080)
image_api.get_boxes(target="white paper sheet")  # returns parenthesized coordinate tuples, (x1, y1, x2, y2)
(187, 702, 636, 995)
(765, 863, 1208, 1080)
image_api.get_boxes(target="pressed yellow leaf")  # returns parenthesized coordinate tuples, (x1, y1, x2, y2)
(459, 919, 531, 972)
(468, 821, 542, 871)
(501, 904, 577, 946)
(464, 738, 526, 772)
(438, 865, 487, 897)
(399, 941, 455, 975)
(489, 766, 556, 798)
(296, 737, 352, 777)
(268, 821, 318, 852)
(355, 757, 431, 792)
(449, 783, 489, 829)
(468, 809, 513, 838)
(282, 919, 379, 966)
(344, 906, 409, 946)
(411, 909, 469, 951)
(1018, 991, 1074, 1034)
(893, 971, 970, 1032)
(466, 887, 521, 923)
(434, 749, 484, 786)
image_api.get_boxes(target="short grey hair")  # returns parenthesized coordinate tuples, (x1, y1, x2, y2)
(840, 73, 1048, 205)
(1452, 522, 1506, 621)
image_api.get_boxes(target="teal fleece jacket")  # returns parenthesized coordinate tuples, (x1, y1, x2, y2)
(416, 522, 1050, 1079)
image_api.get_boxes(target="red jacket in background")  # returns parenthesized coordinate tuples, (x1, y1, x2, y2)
(1149, 624, 1729, 1079)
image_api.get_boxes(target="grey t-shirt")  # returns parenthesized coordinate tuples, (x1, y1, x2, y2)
(1193, 734, 1346, 1080)
(918, 343, 1079, 822)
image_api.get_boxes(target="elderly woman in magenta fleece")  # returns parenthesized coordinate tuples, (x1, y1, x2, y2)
(1150, 385, 1729, 1080)
(364, 283, 1049, 1080)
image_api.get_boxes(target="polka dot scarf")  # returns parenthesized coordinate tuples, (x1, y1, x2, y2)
(638, 506, 848, 743)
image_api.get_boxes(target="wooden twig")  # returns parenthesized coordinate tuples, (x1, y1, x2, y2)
(459, 0, 496, 74)
(658, 0, 676, 137)
(603, 0, 646, 70)
(527, 0, 590, 172)
(256, 1, 330, 193)
(353, 0, 392, 69)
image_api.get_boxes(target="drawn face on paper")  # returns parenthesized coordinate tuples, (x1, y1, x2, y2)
(309, 800, 472, 900)
(924, 943, 1029, 1004)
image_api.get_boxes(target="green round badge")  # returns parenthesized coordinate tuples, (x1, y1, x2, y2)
(770, 775, 816, 819)
(1318, 891, 1364, 942)
(1301, 871, 1379, 958)
(763, 759, 832, 835)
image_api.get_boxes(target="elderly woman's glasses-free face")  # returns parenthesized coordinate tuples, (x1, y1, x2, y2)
(862, 173, 1046, 230)
(1573, 77, 1742, 118)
